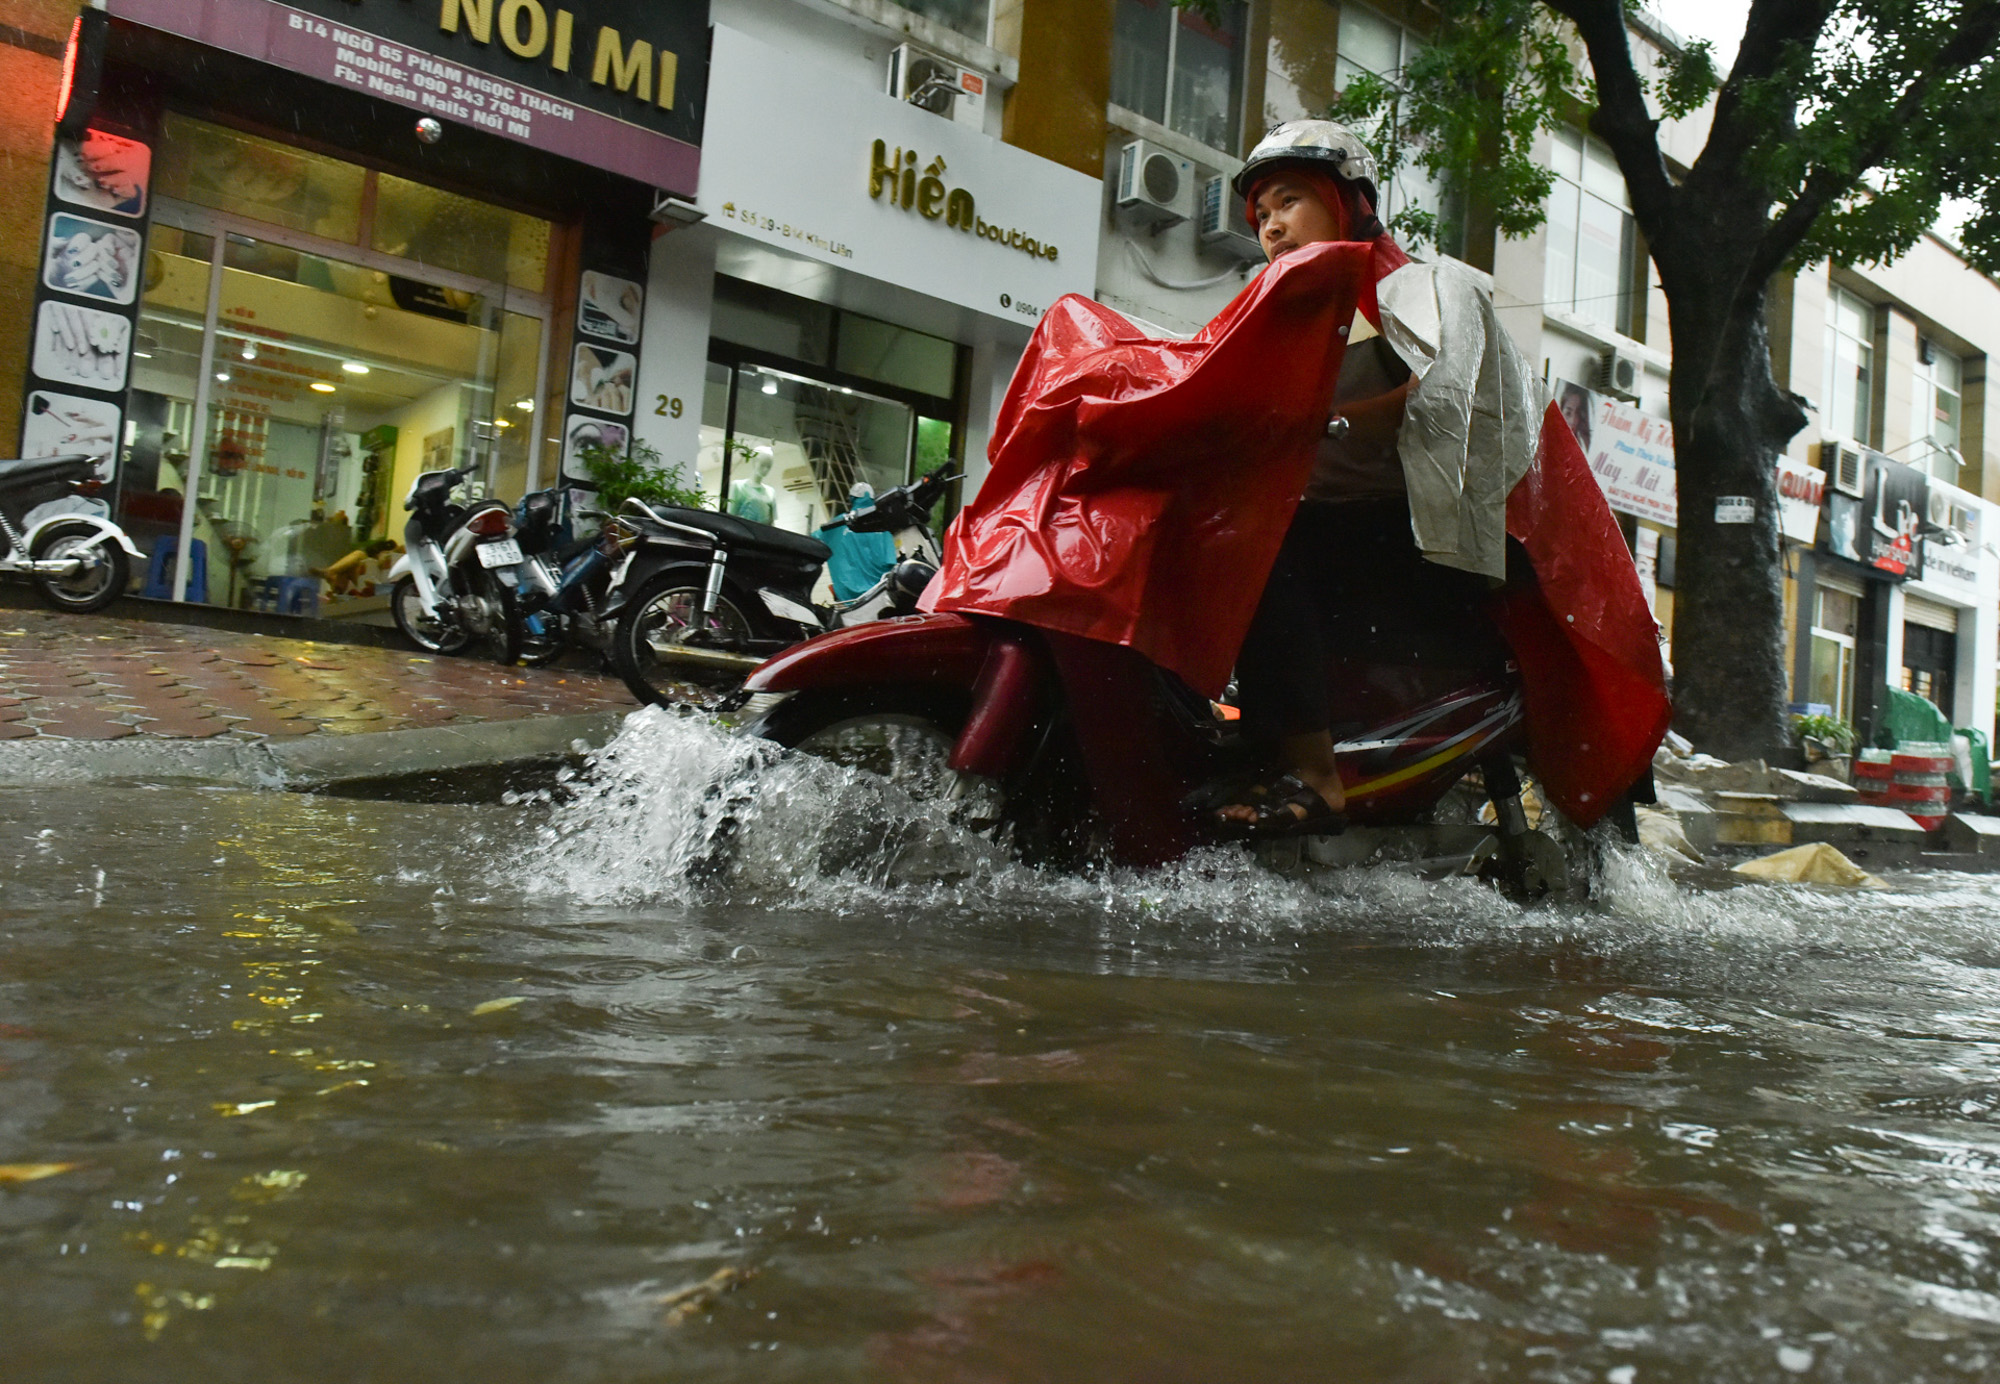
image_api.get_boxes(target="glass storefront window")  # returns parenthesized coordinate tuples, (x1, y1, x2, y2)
(711, 278, 833, 367)
(130, 115, 556, 619)
(724, 365, 914, 534)
(917, 416, 954, 476)
(152, 115, 552, 297)
(1808, 586, 1860, 721)
(835, 317, 956, 398)
(696, 359, 735, 511)
(372, 174, 550, 294)
(154, 115, 365, 243)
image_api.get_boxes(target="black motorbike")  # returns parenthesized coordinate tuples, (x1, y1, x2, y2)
(608, 470, 959, 707)
(0, 453, 139, 613)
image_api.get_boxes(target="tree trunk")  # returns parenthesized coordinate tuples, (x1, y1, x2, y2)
(1665, 274, 1808, 760)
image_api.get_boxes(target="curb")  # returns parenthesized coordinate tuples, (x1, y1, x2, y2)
(0, 710, 633, 799)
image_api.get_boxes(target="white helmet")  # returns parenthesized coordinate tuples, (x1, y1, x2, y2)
(1232, 119, 1380, 211)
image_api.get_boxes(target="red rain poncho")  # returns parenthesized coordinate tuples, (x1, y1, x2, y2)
(923, 241, 1670, 824)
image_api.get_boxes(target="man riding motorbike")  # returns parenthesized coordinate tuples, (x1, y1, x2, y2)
(1216, 121, 1545, 836)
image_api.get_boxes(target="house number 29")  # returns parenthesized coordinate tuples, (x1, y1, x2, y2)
(654, 395, 684, 418)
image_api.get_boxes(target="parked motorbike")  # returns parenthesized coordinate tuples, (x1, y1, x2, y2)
(609, 469, 959, 707)
(387, 465, 521, 664)
(0, 453, 139, 613)
(502, 484, 624, 668)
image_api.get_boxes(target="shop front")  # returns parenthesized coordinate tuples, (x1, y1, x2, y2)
(27, 0, 709, 621)
(1797, 451, 1997, 744)
(628, 24, 1102, 550)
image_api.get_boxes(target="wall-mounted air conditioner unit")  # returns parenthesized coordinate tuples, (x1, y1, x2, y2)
(1197, 175, 1263, 260)
(1925, 486, 1955, 534)
(1596, 347, 1642, 403)
(1116, 140, 1194, 228)
(1819, 440, 1865, 498)
(887, 43, 986, 126)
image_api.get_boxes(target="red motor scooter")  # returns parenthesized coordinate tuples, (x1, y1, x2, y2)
(720, 245, 1663, 891)
(727, 596, 1589, 895)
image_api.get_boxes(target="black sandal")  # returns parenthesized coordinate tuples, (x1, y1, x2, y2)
(1211, 772, 1346, 840)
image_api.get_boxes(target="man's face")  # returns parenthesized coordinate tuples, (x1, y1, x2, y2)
(1254, 174, 1343, 264)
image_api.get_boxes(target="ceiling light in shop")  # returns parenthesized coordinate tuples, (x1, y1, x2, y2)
(310, 382, 337, 393)
(215, 370, 231, 383)
(240, 343, 257, 361)
(342, 362, 370, 375)
(514, 398, 534, 412)
(761, 376, 778, 395)
(493, 417, 511, 429)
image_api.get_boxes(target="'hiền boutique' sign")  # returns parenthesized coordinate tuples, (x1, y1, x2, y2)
(867, 142, 1063, 263)
(699, 25, 1100, 328)
(105, 0, 709, 195)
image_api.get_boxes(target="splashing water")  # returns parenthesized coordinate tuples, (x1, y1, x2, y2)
(514, 708, 1974, 963)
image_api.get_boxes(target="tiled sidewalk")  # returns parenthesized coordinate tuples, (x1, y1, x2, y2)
(0, 609, 637, 742)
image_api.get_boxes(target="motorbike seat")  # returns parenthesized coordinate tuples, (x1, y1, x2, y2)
(648, 505, 831, 564)
(0, 454, 95, 490)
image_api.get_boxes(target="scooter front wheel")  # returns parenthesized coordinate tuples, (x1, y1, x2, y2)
(391, 574, 471, 655)
(29, 520, 129, 613)
(755, 687, 1011, 843)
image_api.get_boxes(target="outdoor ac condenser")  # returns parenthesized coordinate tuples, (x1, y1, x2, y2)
(1117, 140, 1195, 227)
(1819, 440, 1865, 498)
(1197, 175, 1264, 260)
(887, 43, 987, 126)
(1596, 347, 1642, 403)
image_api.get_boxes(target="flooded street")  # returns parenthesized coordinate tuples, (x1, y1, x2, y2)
(8, 714, 2000, 1381)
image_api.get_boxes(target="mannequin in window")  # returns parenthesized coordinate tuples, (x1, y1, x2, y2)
(728, 450, 777, 525)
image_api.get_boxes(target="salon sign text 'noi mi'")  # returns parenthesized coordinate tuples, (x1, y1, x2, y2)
(439, 0, 683, 109)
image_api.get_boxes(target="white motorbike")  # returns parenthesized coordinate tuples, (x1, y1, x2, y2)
(387, 465, 522, 664)
(0, 452, 140, 613)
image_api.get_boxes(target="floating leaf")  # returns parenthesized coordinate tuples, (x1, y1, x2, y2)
(471, 997, 526, 1016)
(661, 1265, 759, 1325)
(214, 1100, 276, 1116)
(0, 1162, 77, 1184)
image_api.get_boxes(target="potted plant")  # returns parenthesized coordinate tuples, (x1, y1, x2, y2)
(1792, 712, 1857, 781)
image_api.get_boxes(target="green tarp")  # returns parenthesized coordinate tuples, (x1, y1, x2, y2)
(1877, 686, 1992, 803)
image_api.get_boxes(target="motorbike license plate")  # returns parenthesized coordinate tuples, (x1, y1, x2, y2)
(476, 539, 522, 568)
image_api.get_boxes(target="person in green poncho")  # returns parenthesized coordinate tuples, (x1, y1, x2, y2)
(817, 481, 898, 601)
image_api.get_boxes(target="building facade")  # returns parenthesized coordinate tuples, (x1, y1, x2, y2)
(5, 0, 1996, 748)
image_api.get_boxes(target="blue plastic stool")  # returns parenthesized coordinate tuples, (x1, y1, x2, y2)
(256, 575, 320, 617)
(141, 536, 207, 604)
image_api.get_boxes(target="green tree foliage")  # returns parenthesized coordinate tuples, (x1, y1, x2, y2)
(1314, 0, 2000, 279)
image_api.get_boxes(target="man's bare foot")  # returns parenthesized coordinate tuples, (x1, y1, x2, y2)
(1215, 767, 1346, 829)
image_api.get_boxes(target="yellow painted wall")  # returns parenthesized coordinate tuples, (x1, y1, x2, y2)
(1002, 0, 1111, 177)
(384, 380, 467, 530)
